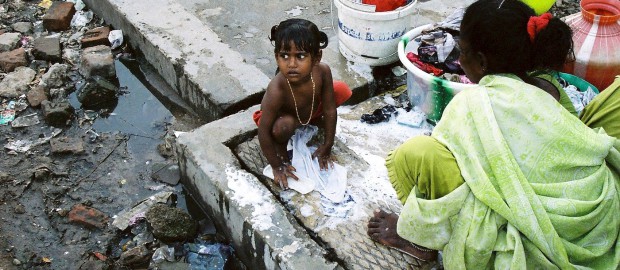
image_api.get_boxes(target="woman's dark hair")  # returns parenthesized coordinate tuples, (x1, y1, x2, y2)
(269, 18, 328, 57)
(461, 0, 573, 75)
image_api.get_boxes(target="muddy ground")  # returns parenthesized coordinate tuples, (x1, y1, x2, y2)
(0, 58, 204, 269)
(0, 0, 208, 268)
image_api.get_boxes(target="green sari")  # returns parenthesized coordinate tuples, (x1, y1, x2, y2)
(581, 76, 620, 139)
(389, 74, 620, 269)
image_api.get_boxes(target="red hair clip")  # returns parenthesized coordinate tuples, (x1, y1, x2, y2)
(527, 13, 553, 42)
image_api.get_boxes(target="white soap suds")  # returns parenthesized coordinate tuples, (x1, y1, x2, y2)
(226, 166, 276, 231)
(300, 204, 314, 217)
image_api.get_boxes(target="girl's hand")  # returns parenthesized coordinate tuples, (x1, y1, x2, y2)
(273, 163, 298, 189)
(312, 144, 335, 170)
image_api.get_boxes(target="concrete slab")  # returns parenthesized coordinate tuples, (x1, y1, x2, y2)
(176, 106, 339, 269)
(83, 0, 474, 122)
(177, 89, 442, 269)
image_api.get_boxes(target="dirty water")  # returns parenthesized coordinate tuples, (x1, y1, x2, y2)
(68, 59, 175, 162)
(0, 56, 239, 269)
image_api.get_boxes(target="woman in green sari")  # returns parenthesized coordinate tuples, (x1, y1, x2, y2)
(367, 0, 620, 268)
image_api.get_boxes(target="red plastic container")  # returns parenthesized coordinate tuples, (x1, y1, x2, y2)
(563, 0, 620, 91)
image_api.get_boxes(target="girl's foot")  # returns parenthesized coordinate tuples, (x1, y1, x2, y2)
(367, 209, 437, 262)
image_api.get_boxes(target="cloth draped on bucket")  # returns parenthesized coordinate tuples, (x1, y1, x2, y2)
(394, 74, 620, 269)
(581, 75, 620, 139)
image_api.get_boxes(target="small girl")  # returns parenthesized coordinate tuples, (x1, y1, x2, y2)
(253, 19, 352, 189)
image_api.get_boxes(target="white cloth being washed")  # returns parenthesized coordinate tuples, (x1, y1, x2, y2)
(263, 125, 348, 203)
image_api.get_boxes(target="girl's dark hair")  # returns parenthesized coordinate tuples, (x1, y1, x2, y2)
(531, 18, 574, 71)
(269, 18, 328, 57)
(461, 0, 573, 75)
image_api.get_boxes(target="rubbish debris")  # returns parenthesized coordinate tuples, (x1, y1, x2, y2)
(112, 191, 173, 231)
(38, 0, 53, 9)
(67, 0, 86, 11)
(4, 128, 62, 153)
(11, 113, 40, 128)
(93, 252, 107, 261)
(71, 11, 94, 28)
(13, 98, 28, 112)
(0, 101, 16, 125)
(174, 131, 187, 138)
(391, 66, 407, 77)
(184, 241, 233, 270)
(109, 30, 123, 50)
(151, 245, 175, 264)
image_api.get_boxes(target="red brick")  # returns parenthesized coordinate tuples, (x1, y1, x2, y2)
(81, 27, 111, 48)
(42, 2, 76, 31)
(0, 48, 27, 72)
(68, 204, 108, 229)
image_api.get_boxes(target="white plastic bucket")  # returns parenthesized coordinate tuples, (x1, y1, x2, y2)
(335, 0, 418, 66)
(398, 24, 477, 122)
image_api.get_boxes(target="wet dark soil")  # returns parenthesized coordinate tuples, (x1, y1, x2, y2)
(0, 59, 203, 269)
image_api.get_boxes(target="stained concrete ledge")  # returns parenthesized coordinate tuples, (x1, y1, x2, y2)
(176, 105, 340, 269)
(82, 0, 475, 123)
(83, 0, 270, 122)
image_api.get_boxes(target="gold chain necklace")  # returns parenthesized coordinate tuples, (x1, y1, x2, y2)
(286, 73, 315, 125)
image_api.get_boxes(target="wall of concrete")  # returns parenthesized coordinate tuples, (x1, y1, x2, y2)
(82, 0, 268, 122)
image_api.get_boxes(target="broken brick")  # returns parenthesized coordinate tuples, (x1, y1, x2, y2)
(68, 204, 108, 229)
(0, 48, 27, 72)
(42, 2, 76, 31)
(81, 27, 111, 48)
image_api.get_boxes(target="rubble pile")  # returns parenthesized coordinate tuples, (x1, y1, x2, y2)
(0, 0, 230, 269)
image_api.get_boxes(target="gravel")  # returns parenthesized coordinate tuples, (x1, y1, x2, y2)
(549, 0, 582, 19)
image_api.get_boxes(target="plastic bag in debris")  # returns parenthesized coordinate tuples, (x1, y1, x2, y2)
(151, 245, 175, 264)
(71, 10, 93, 28)
(0, 101, 16, 125)
(12, 113, 40, 128)
(109, 30, 123, 50)
(263, 125, 348, 203)
(4, 128, 62, 153)
(38, 0, 52, 9)
(67, 0, 86, 11)
(184, 241, 233, 270)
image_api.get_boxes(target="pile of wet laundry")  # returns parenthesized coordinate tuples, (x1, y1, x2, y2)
(405, 8, 473, 84)
(360, 104, 399, 124)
